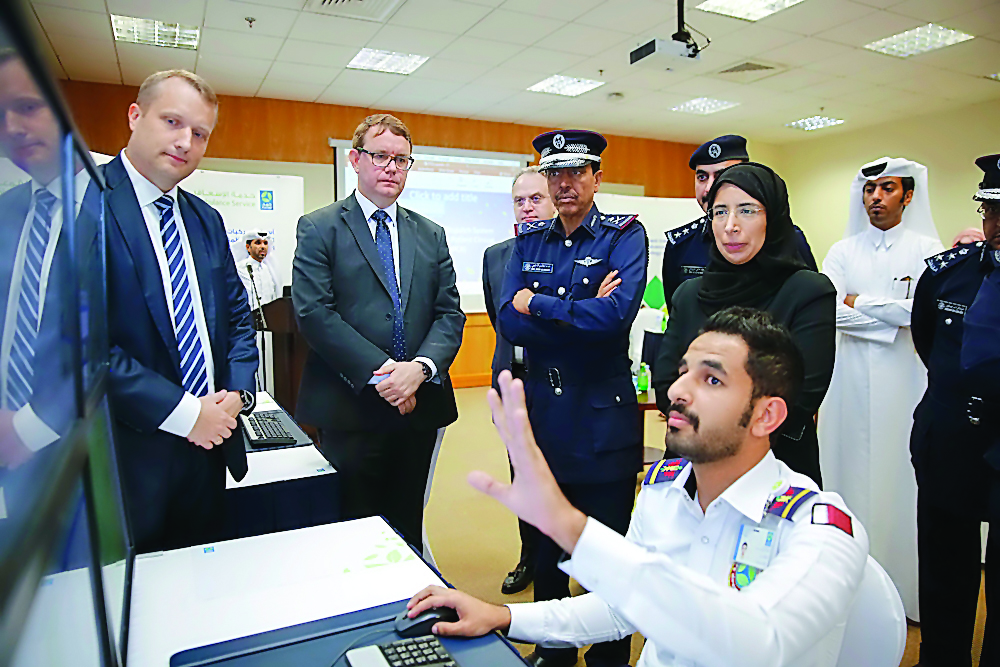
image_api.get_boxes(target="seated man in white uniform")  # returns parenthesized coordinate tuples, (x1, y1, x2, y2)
(236, 229, 279, 311)
(407, 307, 869, 667)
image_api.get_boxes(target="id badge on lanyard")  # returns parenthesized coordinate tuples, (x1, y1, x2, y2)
(729, 523, 777, 591)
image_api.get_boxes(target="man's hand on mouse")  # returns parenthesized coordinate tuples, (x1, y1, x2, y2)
(406, 585, 511, 637)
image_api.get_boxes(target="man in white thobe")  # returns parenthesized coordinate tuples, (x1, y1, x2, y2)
(819, 157, 943, 621)
(235, 229, 279, 311)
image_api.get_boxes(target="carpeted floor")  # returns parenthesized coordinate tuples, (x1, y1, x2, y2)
(425, 387, 988, 666)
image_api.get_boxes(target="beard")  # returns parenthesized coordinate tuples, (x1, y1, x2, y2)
(665, 401, 753, 464)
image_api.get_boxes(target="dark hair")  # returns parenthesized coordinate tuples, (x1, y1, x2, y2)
(699, 306, 804, 407)
(901, 176, 915, 197)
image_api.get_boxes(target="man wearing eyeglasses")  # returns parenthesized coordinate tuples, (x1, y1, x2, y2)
(291, 113, 465, 552)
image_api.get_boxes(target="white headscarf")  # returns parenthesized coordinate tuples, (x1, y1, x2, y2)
(233, 228, 280, 282)
(845, 157, 939, 240)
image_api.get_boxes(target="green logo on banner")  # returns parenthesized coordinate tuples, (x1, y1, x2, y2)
(260, 190, 273, 210)
(643, 276, 665, 310)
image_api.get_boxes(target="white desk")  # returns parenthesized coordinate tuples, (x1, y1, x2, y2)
(127, 517, 444, 667)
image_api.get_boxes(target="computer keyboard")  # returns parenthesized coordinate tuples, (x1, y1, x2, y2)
(346, 636, 456, 667)
(241, 410, 297, 447)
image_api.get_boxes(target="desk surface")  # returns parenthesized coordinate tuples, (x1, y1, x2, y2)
(127, 517, 443, 667)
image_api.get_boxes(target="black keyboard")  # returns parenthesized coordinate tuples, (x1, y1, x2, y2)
(346, 637, 456, 667)
(241, 410, 297, 447)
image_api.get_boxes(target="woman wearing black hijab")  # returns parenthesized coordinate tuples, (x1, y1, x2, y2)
(652, 162, 835, 485)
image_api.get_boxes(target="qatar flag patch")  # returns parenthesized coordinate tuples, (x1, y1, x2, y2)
(811, 503, 854, 537)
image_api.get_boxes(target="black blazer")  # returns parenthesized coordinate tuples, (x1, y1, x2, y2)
(103, 155, 258, 483)
(483, 238, 515, 392)
(653, 270, 836, 483)
(292, 193, 464, 432)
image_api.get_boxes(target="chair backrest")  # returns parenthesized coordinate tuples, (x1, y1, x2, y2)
(836, 556, 906, 667)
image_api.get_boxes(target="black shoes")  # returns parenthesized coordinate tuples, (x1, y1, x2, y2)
(501, 563, 534, 595)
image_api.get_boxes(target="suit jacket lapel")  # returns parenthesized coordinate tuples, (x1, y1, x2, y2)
(178, 190, 218, 359)
(397, 208, 416, 314)
(104, 156, 179, 366)
(342, 195, 392, 297)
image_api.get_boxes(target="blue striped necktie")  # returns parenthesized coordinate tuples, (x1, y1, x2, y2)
(6, 189, 57, 410)
(373, 209, 406, 361)
(154, 195, 209, 397)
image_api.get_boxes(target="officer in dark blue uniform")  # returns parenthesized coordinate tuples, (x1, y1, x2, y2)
(662, 135, 817, 308)
(498, 129, 647, 667)
(910, 153, 1000, 667)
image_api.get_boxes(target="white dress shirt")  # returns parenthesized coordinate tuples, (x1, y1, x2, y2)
(507, 452, 869, 667)
(1, 170, 91, 451)
(237, 256, 279, 308)
(121, 150, 215, 438)
(353, 189, 437, 381)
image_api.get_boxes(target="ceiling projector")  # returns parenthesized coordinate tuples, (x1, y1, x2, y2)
(629, 36, 701, 70)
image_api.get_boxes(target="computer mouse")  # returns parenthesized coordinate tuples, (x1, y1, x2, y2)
(393, 606, 460, 638)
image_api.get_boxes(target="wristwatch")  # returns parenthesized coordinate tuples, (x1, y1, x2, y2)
(238, 389, 256, 415)
(416, 361, 433, 382)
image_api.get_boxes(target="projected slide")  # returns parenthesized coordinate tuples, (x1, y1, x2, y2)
(339, 148, 525, 311)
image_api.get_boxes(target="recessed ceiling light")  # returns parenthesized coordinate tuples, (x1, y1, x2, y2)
(671, 97, 739, 115)
(347, 48, 428, 75)
(527, 75, 605, 97)
(864, 23, 974, 58)
(786, 115, 845, 131)
(987, 73, 1000, 82)
(695, 0, 806, 22)
(111, 14, 200, 50)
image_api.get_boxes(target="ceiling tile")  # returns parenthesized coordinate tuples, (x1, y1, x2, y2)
(502, 46, 586, 73)
(257, 77, 326, 101)
(910, 36, 1000, 76)
(540, 23, 632, 56)
(24, 5, 67, 78)
(199, 27, 284, 59)
(945, 5, 1000, 36)
(711, 25, 802, 57)
(609, 68, 694, 92)
(482, 63, 553, 89)
(759, 0, 877, 36)
(196, 52, 274, 79)
(888, 0, 997, 23)
(798, 76, 883, 99)
(684, 9, 751, 38)
(886, 64, 1000, 99)
(574, 0, 677, 33)
(207, 77, 264, 96)
(289, 12, 381, 46)
(425, 82, 518, 114)
(117, 41, 198, 85)
(365, 24, 458, 56)
(33, 4, 111, 40)
(499, 0, 603, 21)
(321, 68, 404, 105)
(31, 0, 107, 12)
(276, 40, 358, 68)
(814, 9, 922, 46)
(235, 0, 306, 8)
(105, 0, 207, 26)
(374, 77, 465, 112)
(465, 9, 562, 46)
(387, 0, 493, 34)
(457, 0, 505, 6)
(204, 0, 298, 37)
(408, 58, 494, 84)
(434, 35, 523, 65)
(753, 68, 835, 91)
(804, 45, 907, 78)
(62, 58, 123, 84)
(758, 37, 855, 66)
(51, 35, 120, 83)
(265, 61, 341, 85)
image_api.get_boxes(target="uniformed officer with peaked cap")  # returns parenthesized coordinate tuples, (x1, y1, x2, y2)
(497, 128, 647, 667)
(910, 153, 1000, 667)
(662, 135, 817, 309)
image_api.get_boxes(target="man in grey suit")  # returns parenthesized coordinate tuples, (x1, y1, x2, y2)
(292, 114, 464, 550)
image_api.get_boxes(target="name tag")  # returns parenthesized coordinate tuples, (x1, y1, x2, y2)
(681, 265, 705, 276)
(523, 262, 554, 273)
(937, 299, 967, 315)
(734, 524, 776, 570)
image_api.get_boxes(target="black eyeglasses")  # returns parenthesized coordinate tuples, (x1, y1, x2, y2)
(357, 148, 415, 171)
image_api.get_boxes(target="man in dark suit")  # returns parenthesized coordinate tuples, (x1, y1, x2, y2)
(292, 113, 464, 550)
(103, 70, 258, 553)
(483, 165, 555, 595)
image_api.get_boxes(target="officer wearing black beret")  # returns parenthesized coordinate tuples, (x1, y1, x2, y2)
(910, 153, 1000, 667)
(661, 135, 817, 309)
(497, 129, 647, 667)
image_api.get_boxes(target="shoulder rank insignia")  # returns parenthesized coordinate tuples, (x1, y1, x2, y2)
(665, 218, 706, 246)
(643, 457, 689, 485)
(925, 241, 983, 274)
(515, 219, 552, 236)
(765, 486, 817, 520)
(599, 213, 637, 231)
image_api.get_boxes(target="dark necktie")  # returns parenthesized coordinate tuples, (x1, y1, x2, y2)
(7, 190, 57, 409)
(373, 209, 406, 361)
(154, 195, 209, 397)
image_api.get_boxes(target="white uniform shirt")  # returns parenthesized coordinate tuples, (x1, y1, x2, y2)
(237, 256, 279, 308)
(508, 452, 869, 667)
(121, 150, 215, 438)
(819, 223, 941, 619)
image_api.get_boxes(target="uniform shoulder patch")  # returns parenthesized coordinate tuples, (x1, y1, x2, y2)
(515, 219, 552, 236)
(925, 242, 981, 274)
(765, 486, 817, 520)
(600, 213, 638, 231)
(665, 218, 705, 246)
(643, 458, 690, 485)
(811, 503, 854, 537)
